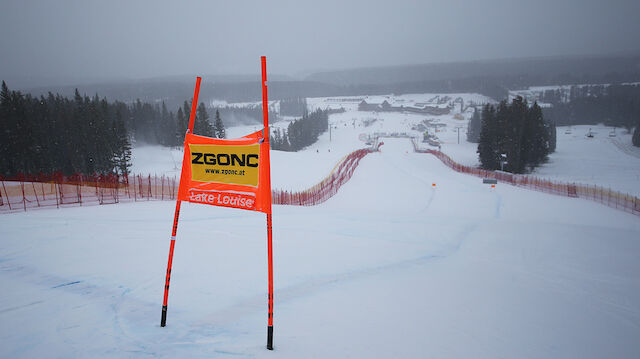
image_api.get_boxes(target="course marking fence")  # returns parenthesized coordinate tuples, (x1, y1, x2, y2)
(0, 145, 380, 213)
(0, 173, 177, 213)
(411, 139, 640, 217)
(5, 138, 634, 217)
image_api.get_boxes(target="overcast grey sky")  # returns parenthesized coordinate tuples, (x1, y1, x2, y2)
(1, 0, 639, 85)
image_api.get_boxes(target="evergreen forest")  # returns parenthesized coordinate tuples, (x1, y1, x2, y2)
(270, 109, 329, 152)
(0, 82, 223, 177)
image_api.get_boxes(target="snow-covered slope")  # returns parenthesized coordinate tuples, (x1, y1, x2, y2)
(534, 125, 640, 196)
(132, 97, 640, 196)
(2, 137, 639, 358)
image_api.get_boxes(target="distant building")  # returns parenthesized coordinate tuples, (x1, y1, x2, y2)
(358, 99, 450, 115)
(358, 99, 389, 111)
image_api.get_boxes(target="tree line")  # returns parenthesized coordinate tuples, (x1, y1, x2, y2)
(476, 97, 555, 173)
(540, 84, 640, 147)
(173, 100, 225, 141)
(270, 109, 329, 151)
(0, 81, 226, 177)
(279, 97, 308, 117)
(0, 81, 133, 176)
(542, 84, 640, 132)
(215, 105, 278, 126)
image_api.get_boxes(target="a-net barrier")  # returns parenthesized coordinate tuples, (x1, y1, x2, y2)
(412, 140, 640, 217)
(0, 147, 377, 213)
(0, 173, 178, 213)
(3, 143, 638, 216)
(272, 148, 373, 206)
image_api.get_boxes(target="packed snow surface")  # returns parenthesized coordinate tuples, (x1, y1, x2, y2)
(2, 136, 640, 358)
(535, 125, 640, 196)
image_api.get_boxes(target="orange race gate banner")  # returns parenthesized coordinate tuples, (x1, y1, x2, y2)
(177, 130, 272, 213)
(160, 56, 274, 350)
(161, 57, 275, 351)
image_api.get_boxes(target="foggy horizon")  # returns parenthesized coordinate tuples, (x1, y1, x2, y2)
(6, 49, 640, 88)
(2, 0, 640, 88)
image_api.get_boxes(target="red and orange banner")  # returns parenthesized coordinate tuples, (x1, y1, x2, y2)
(163, 58, 275, 350)
(177, 130, 272, 214)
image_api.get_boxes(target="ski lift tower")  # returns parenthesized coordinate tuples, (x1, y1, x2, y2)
(455, 125, 464, 144)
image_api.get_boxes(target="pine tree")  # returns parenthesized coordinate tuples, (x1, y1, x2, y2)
(467, 108, 481, 143)
(281, 129, 291, 151)
(213, 109, 225, 138)
(159, 101, 172, 146)
(14, 91, 33, 174)
(527, 102, 549, 167)
(113, 109, 132, 175)
(175, 107, 187, 144)
(0, 81, 8, 102)
(183, 101, 191, 126)
(547, 120, 557, 153)
(504, 96, 527, 173)
(493, 100, 509, 162)
(270, 128, 281, 150)
(194, 103, 213, 137)
(633, 119, 640, 147)
(477, 104, 499, 170)
(520, 100, 535, 170)
(0, 81, 14, 175)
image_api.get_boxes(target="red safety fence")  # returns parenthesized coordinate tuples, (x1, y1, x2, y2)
(3, 142, 636, 216)
(0, 146, 378, 213)
(0, 172, 179, 213)
(412, 141, 640, 217)
(272, 148, 374, 206)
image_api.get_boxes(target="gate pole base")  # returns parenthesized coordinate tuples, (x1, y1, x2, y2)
(267, 325, 273, 350)
(161, 305, 167, 327)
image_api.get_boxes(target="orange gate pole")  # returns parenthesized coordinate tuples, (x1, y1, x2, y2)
(161, 76, 201, 327)
(262, 56, 275, 350)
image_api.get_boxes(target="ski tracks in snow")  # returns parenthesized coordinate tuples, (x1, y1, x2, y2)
(378, 150, 437, 212)
(192, 220, 482, 333)
(494, 190, 503, 219)
(609, 137, 640, 159)
(0, 258, 164, 357)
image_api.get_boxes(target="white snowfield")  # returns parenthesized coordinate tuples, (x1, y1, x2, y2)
(1, 134, 640, 358)
(535, 125, 640, 197)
